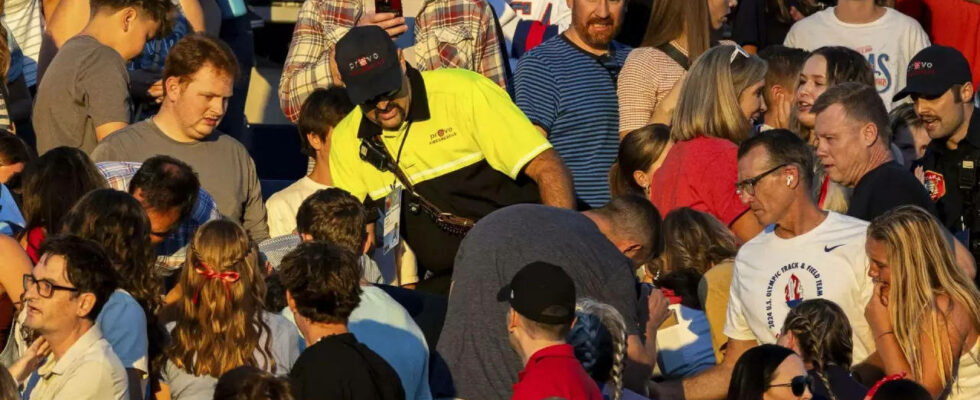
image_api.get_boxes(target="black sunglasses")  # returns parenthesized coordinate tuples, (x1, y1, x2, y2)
(768, 374, 813, 396)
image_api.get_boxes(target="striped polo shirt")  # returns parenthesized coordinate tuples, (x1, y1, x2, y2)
(514, 34, 631, 208)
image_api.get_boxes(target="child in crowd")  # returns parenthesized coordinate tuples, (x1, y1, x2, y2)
(567, 298, 649, 400)
(757, 45, 809, 132)
(779, 299, 867, 400)
(609, 124, 672, 199)
(265, 86, 354, 238)
(162, 219, 300, 400)
(865, 377, 931, 400)
(32, 0, 174, 154)
(214, 366, 294, 400)
(502, 261, 603, 400)
(279, 241, 405, 400)
(652, 207, 737, 364)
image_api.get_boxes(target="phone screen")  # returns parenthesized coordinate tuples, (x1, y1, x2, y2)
(375, 0, 403, 17)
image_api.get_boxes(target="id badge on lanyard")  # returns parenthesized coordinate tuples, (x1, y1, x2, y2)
(382, 186, 403, 254)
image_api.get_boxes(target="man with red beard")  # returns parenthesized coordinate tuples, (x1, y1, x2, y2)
(91, 34, 269, 242)
(512, 0, 629, 210)
(897, 45, 980, 283)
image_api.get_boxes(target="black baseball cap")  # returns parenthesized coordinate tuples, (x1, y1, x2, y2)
(497, 261, 576, 324)
(893, 45, 972, 102)
(334, 26, 402, 106)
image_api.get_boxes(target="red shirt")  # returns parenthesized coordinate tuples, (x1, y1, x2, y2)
(512, 344, 603, 400)
(897, 0, 980, 89)
(649, 136, 749, 226)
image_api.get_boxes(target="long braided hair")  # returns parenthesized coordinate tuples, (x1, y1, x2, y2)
(567, 299, 627, 400)
(780, 299, 853, 400)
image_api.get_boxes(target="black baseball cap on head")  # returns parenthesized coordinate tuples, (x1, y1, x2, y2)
(497, 261, 576, 324)
(334, 26, 402, 106)
(893, 45, 972, 102)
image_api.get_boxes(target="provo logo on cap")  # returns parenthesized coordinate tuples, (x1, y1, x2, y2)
(349, 53, 385, 76)
(908, 61, 936, 76)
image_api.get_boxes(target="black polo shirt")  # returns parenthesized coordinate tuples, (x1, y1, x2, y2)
(918, 108, 980, 235)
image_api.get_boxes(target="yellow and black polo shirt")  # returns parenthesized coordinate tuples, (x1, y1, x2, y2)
(329, 66, 551, 290)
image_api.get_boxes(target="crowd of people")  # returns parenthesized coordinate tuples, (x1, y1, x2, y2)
(0, 0, 977, 399)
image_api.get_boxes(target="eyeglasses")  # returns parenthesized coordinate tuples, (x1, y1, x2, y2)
(23, 274, 79, 298)
(768, 375, 813, 396)
(730, 45, 750, 64)
(735, 164, 788, 197)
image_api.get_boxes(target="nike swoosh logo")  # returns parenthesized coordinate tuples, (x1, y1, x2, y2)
(824, 244, 844, 252)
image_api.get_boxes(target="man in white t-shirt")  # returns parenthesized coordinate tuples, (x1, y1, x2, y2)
(679, 129, 875, 400)
(266, 86, 354, 237)
(784, 0, 930, 110)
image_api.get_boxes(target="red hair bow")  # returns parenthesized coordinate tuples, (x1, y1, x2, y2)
(864, 372, 908, 400)
(192, 261, 241, 305)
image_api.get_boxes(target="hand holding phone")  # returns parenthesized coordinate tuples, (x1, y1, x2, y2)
(357, 11, 408, 37)
(375, 0, 403, 17)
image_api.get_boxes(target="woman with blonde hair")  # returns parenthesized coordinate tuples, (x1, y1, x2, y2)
(779, 299, 868, 400)
(649, 45, 768, 243)
(617, 0, 735, 136)
(162, 220, 300, 400)
(865, 205, 980, 399)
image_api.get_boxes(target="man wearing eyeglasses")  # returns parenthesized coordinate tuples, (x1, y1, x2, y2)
(17, 235, 128, 400)
(328, 26, 575, 295)
(678, 130, 874, 400)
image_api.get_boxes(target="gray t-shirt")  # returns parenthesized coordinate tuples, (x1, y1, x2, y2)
(33, 35, 131, 154)
(91, 119, 270, 242)
(162, 312, 301, 400)
(436, 204, 642, 400)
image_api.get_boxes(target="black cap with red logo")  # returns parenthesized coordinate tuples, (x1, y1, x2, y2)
(334, 26, 402, 106)
(894, 45, 973, 102)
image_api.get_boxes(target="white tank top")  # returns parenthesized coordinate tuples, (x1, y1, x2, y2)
(948, 340, 980, 400)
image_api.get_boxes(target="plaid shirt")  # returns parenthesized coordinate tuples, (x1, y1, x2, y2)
(277, 0, 509, 122)
(96, 162, 222, 275)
